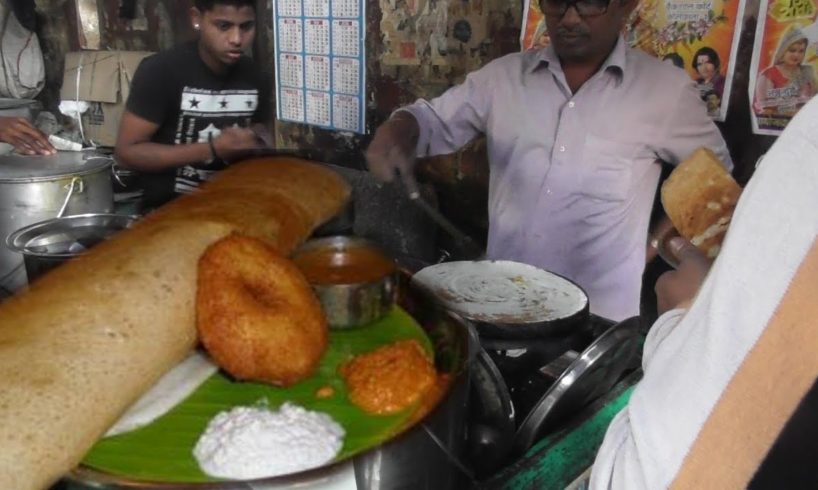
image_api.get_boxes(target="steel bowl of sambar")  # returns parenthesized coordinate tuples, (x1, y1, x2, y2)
(292, 235, 397, 329)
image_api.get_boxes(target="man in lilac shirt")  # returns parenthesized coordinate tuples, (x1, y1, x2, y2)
(365, 0, 731, 321)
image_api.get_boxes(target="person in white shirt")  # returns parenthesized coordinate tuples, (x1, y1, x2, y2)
(591, 97, 818, 488)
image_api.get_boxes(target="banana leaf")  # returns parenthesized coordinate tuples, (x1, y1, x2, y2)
(81, 306, 432, 483)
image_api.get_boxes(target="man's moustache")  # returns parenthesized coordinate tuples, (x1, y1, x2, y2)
(555, 28, 589, 36)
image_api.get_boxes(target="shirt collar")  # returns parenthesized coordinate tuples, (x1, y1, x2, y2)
(528, 36, 629, 84)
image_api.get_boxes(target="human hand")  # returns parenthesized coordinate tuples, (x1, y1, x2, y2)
(212, 126, 264, 160)
(0, 117, 56, 155)
(365, 112, 420, 195)
(655, 237, 713, 315)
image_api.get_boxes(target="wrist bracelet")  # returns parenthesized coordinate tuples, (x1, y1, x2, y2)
(207, 133, 220, 165)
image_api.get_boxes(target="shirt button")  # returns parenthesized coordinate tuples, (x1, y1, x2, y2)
(546, 188, 552, 195)
(568, 101, 575, 108)
(559, 145, 566, 152)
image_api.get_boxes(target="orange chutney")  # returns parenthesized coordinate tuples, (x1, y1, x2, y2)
(339, 339, 437, 415)
(293, 244, 396, 285)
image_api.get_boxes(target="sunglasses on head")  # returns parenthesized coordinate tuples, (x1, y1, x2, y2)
(542, 0, 611, 17)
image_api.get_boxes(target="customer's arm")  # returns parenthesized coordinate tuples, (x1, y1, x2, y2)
(590, 98, 818, 490)
(0, 116, 55, 155)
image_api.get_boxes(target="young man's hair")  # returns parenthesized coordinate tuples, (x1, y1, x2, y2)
(194, 0, 256, 11)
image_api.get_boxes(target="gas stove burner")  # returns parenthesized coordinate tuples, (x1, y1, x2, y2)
(509, 317, 642, 458)
(481, 328, 592, 391)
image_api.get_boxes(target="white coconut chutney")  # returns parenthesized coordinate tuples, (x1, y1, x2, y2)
(193, 403, 345, 480)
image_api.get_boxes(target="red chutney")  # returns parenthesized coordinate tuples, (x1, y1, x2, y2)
(339, 339, 437, 415)
(293, 244, 395, 285)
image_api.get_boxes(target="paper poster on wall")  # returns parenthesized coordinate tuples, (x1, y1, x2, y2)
(272, 0, 366, 133)
(519, 0, 746, 121)
(749, 0, 818, 135)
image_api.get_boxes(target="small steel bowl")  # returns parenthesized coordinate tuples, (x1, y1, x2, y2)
(292, 236, 397, 329)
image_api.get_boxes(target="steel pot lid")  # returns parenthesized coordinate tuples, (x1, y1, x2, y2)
(6, 213, 137, 259)
(411, 260, 589, 338)
(0, 150, 112, 182)
(467, 348, 516, 477)
(509, 317, 641, 457)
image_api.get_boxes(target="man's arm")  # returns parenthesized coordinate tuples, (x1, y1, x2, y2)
(114, 111, 210, 171)
(656, 82, 732, 171)
(0, 116, 55, 155)
(399, 67, 493, 159)
(365, 65, 494, 190)
(114, 112, 264, 172)
(591, 98, 818, 490)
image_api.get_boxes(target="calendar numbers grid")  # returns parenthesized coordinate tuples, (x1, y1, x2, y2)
(273, 0, 364, 132)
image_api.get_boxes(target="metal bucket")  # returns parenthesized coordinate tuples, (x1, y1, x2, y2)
(6, 214, 137, 283)
(0, 151, 114, 294)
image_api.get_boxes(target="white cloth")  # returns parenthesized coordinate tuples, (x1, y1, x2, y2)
(0, 4, 44, 99)
(590, 97, 818, 489)
(105, 351, 218, 437)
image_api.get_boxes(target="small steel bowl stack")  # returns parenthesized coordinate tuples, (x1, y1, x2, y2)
(292, 236, 397, 328)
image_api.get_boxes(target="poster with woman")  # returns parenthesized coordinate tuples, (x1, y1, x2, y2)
(750, 1, 818, 135)
(519, 0, 746, 122)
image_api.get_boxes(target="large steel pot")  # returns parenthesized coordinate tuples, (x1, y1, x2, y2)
(0, 151, 114, 294)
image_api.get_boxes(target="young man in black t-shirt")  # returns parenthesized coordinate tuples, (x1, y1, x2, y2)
(115, 0, 271, 209)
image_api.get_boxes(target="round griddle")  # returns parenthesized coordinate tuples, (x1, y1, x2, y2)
(411, 260, 590, 339)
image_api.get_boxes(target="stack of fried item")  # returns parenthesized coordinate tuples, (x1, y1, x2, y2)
(661, 147, 742, 259)
(0, 157, 350, 490)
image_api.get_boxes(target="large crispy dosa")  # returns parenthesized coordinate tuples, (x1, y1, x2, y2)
(661, 148, 742, 258)
(0, 157, 350, 490)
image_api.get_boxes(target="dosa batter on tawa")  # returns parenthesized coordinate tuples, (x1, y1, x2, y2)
(0, 157, 350, 490)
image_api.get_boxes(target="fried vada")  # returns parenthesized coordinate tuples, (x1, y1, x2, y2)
(340, 339, 437, 415)
(197, 234, 328, 386)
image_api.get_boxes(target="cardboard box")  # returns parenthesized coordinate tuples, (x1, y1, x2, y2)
(60, 50, 153, 147)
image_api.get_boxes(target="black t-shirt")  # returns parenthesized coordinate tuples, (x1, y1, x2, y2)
(125, 41, 272, 209)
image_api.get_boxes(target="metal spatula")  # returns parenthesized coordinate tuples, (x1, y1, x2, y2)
(408, 189, 484, 260)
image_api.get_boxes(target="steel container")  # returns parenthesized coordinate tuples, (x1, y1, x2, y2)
(0, 151, 114, 294)
(293, 236, 398, 329)
(6, 213, 137, 283)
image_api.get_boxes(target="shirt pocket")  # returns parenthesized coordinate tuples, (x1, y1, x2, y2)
(578, 134, 639, 203)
